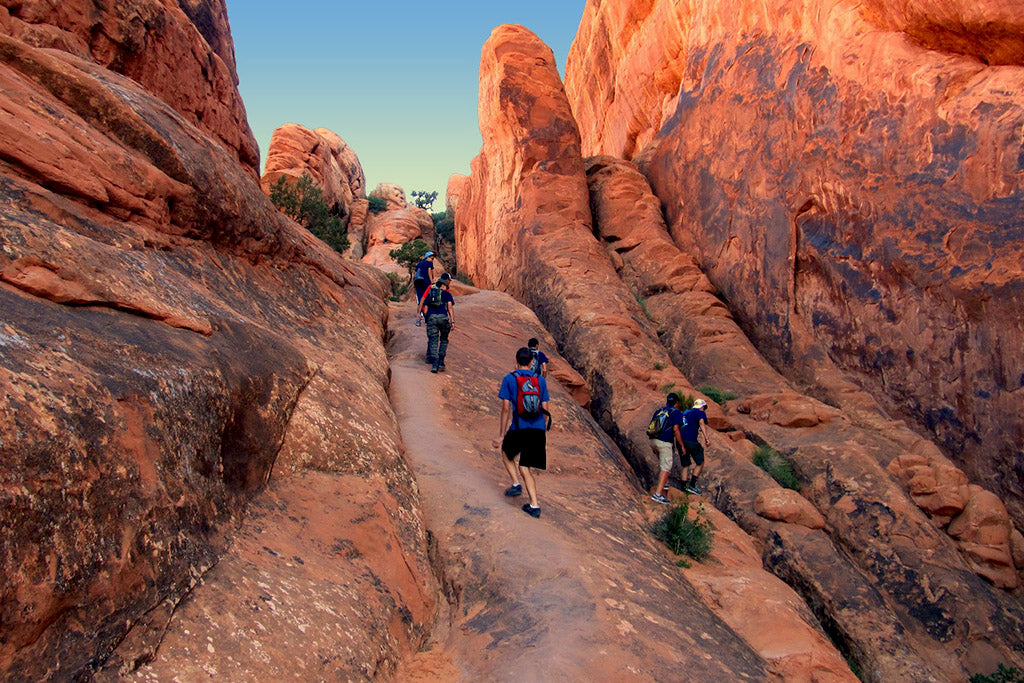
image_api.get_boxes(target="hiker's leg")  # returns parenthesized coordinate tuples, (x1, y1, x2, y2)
(521, 466, 539, 507)
(425, 316, 439, 361)
(501, 432, 523, 485)
(437, 319, 451, 363)
(690, 443, 706, 482)
(655, 469, 670, 496)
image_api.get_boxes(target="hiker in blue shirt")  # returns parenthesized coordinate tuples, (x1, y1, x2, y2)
(418, 272, 454, 373)
(493, 347, 550, 518)
(413, 251, 435, 323)
(526, 337, 549, 377)
(647, 393, 685, 504)
(680, 398, 710, 494)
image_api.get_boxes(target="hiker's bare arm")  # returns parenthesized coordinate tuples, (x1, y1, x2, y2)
(541, 362, 548, 377)
(446, 300, 454, 325)
(492, 400, 510, 448)
(673, 424, 683, 449)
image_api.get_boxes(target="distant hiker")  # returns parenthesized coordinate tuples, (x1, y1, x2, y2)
(680, 398, 710, 494)
(493, 347, 551, 518)
(646, 392, 685, 504)
(413, 251, 435, 324)
(419, 272, 454, 373)
(526, 337, 549, 377)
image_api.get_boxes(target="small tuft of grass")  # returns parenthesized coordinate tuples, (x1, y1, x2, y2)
(651, 502, 713, 561)
(654, 362, 665, 371)
(455, 271, 474, 286)
(697, 384, 737, 404)
(970, 665, 1024, 683)
(635, 294, 654, 321)
(753, 445, 801, 491)
(659, 382, 676, 395)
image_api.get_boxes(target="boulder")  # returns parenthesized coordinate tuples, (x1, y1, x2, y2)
(361, 206, 435, 275)
(754, 489, 827, 529)
(260, 123, 366, 223)
(735, 393, 842, 428)
(370, 183, 408, 210)
(948, 486, 1019, 589)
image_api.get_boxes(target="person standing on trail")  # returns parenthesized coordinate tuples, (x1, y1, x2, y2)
(680, 398, 710, 494)
(419, 272, 454, 373)
(493, 347, 550, 518)
(647, 392, 685, 504)
(413, 251, 435, 324)
(526, 337, 548, 377)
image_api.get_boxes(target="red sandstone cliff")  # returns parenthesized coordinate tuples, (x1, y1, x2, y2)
(564, 0, 1024, 531)
(452, 22, 1024, 680)
(0, 4, 436, 678)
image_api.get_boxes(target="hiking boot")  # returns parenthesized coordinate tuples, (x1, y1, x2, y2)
(651, 493, 669, 504)
(504, 483, 522, 497)
(684, 484, 702, 495)
(522, 503, 541, 518)
(430, 365, 439, 374)
(424, 356, 436, 365)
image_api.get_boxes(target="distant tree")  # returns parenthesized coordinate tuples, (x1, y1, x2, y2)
(367, 195, 388, 214)
(411, 190, 438, 211)
(433, 215, 454, 243)
(389, 239, 431, 280)
(269, 173, 349, 253)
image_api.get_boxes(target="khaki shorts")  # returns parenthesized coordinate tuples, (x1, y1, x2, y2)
(650, 438, 673, 472)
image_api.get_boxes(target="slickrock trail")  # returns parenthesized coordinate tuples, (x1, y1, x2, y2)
(390, 289, 773, 680)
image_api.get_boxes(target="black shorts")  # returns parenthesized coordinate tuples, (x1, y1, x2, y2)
(680, 441, 704, 467)
(502, 428, 546, 470)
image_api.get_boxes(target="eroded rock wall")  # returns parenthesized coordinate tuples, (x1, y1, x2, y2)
(564, 0, 1024, 528)
(260, 123, 366, 224)
(0, 7, 436, 678)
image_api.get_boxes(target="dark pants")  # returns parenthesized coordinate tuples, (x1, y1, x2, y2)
(425, 314, 451, 366)
(414, 278, 428, 306)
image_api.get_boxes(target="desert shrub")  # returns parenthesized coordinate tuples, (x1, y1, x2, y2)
(269, 173, 349, 252)
(970, 665, 1024, 683)
(386, 272, 409, 302)
(753, 445, 801, 491)
(635, 294, 653, 321)
(389, 239, 431, 279)
(367, 195, 388, 214)
(698, 385, 737, 404)
(651, 502, 713, 561)
(434, 215, 455, 242)
(658, 382, 676, 395)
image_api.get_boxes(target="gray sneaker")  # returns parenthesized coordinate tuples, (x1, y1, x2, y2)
(651, 493, 669, 504)
(684, 484, 702, 495)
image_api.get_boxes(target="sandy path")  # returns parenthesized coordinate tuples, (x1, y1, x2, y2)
(388, 290, 766, 680)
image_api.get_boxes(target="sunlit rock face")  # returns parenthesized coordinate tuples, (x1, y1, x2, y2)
(0, 0, 259, 176)
(261, 123, 366, 223)
(564, 0, 1024, 528)
(0, 3, 436, 678)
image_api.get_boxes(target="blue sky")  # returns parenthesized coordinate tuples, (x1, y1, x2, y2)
(227, 2, 586, 209)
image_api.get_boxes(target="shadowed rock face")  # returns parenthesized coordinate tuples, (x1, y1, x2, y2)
(564, 0, 1024, 530)
(260, 123, 366, 224)
(0, 7, 436, 679)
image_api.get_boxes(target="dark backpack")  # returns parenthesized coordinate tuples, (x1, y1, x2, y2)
(646, 407, 672, 438)
(529, 349, 542, 375)
(515, 372, 542, 419)
(424, 284, 444, 308)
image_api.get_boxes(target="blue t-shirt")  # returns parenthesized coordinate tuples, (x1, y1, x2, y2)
(414, 258, 433, 282)
(422, 287, 453, 316)
(498, 370, 550, 430)
(529, 349, 549, 375)
(655, 406, 684, 442)
(680, 408, 708, 442)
